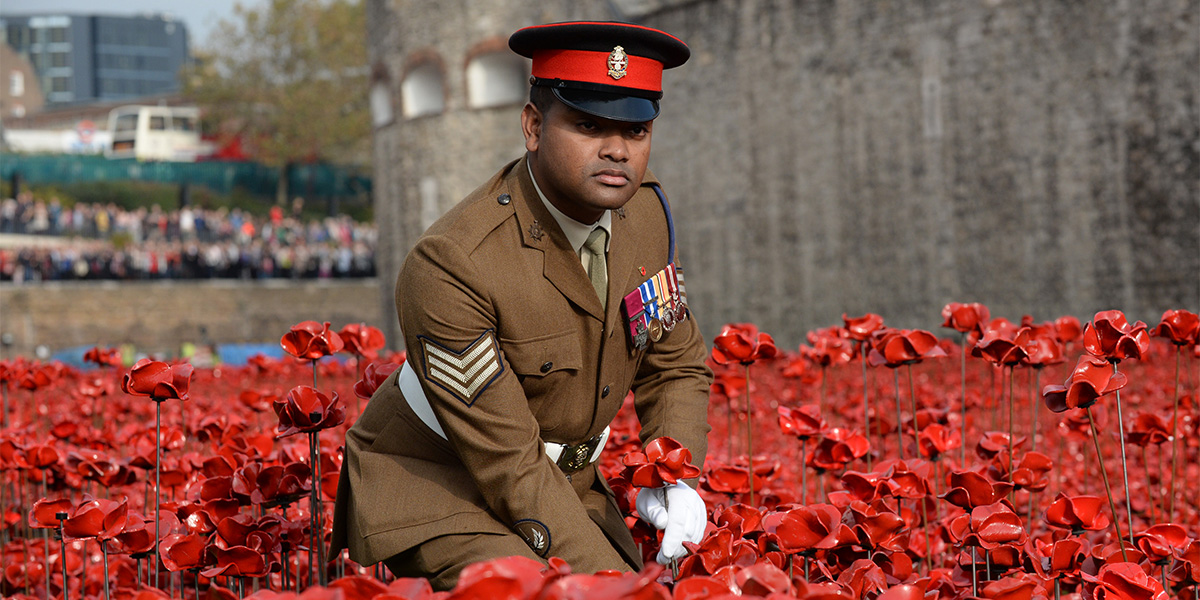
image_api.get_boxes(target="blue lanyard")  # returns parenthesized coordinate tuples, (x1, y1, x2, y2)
(649, 183, 675, 264)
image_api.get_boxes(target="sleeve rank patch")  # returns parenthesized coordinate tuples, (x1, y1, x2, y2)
(418, 330, 504, 407)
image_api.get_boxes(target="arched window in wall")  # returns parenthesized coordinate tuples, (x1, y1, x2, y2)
(370, 61, 394, 128)
(465, 43, 527, 109)
(400, 57, 445, 119)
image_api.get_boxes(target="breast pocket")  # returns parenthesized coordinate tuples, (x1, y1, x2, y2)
(501, 330, 584, 433)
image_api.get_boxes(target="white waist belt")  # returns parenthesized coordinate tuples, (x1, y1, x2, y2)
(397, 360, 609, 466)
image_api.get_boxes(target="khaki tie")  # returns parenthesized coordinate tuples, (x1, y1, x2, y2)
(581, 227, 608, 310)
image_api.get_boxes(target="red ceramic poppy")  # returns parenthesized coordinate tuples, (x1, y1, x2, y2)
(679, 528, 759, 577)
(17, 364, 54, 391)
(121, 359, 193, 401)
(1027, 537, 1088, 580)
(980, 572, 1041, 600)
(280, 320, 345, 360)
(842, 313, 885, 342)
(866, 328, 947, 368)
(808, 428, 869, 472)
(673, 576, 733, 600)
(941, 302, 991, 335)
(327, 575, 390, 600)
(1042, 355, 1128, 412)
(1023, 325, 1067, 368)
(1151, 309, 1200, 345)
(917, 423, 960, 459)
(969, 502, 1027, 550)
(1126, 413, 1171, 447)
(1082, 561, 1169, 600)
(28, 497, 73, 528)
(801, 326, 854, 367)
(62, 497, 128, 541)
(712, 504, 763, 538)
(83, 346, 123, 367)
(776, 405, 826, 440)
(159, 532, 206, 572)
(711, 323, 779, 366)
(1044, 493, 1110, 532)
(941, 470, 1015, 510)
(621, 436, 701, 488)
(1082, 310, 1151, 363)
(836, 559, 888, 599)
(876, 584, 926, 600)
(1009, 451, 1053, 492)
(338, 323, 386, 358)
(844, 501, 906, 552)
(1135, 523, 1191, 565)
(971, 320, 1031, 367)
(735, 562, 792, 596)
(354, 361, 401, 400)
(1054, 315, 1084, 344)
(773, 504, 843, 553)
(452, 555, 547, 600)
(201, 545, 270, 578)
(841, 468, 901, 502)
(21, 443, 60, 469)
(272, 385, 346, 438)
(112, 512, 155, 555)
(701, 463, 763, 496)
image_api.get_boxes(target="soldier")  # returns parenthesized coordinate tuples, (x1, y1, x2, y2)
(330, 21, 712, 590)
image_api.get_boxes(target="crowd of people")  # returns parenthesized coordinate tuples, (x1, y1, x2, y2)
(0, 193, 377, 282)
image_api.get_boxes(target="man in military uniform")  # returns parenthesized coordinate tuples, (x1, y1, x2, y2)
(330, 21, 712, 590)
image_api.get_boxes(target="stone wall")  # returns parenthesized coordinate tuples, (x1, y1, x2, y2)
(370, 0, 1199, 347)
(0, 280, 385, 358)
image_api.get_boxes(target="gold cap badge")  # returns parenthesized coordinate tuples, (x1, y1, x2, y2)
(607, 46, 628, 80)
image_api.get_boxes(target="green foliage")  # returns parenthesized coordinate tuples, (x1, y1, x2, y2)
(183, 0, 371, 175)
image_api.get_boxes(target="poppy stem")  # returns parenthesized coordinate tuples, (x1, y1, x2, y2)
(1170, 345, 1181, 522)
(1143, 445, 1153, 523)
(970, 546, 978, 596)
(908, 364, 921, 462)
(800, 441, 807, 505)
(308, 432, 316, 588)
(315, 431, 327, 586)
(894, 369, 904, 460)
(57, 515, 70, 600)
(1030, 368, 1040, 452)
(861, 343, 873, 471)
(1111, 363, 1135, 547)
(959, 332, 967, 468)
(155, 398, 163, 590)
(820, 365, 827, 414)
(1008, 365, 1016, 506)
(918, 495, 932, 575)
(42, 476, 50, 600)
(1054, 577, 1060, 600)
(1086, 405, 1128, 562)
(745, 364, 755, 509)
(102, 540, 111, 600)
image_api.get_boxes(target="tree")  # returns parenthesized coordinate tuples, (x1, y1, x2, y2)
(183, 0, 370, 203)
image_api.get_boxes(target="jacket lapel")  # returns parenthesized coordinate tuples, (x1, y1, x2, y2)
(509, 157, 606, 321)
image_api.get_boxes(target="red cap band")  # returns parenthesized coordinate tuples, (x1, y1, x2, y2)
(532, 49, 663, 93)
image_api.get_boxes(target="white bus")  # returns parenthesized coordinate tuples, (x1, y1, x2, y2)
(105, 105, 209, 161)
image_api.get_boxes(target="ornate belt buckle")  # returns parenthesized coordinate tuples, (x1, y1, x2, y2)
(555, 433, 602, 473)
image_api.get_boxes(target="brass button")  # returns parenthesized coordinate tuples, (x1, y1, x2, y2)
(540, 361, 553, 373)
(601, 386, 610, 398)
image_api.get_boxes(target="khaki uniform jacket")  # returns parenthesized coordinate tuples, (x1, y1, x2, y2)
(330, 156, 712, 573)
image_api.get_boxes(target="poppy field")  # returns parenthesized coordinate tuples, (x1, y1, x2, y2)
(1, 307, 1198, 600)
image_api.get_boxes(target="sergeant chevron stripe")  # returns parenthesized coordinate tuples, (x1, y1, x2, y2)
(418, 331, 504, 406)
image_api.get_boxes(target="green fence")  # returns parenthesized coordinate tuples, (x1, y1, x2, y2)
(0, 153, 372, 201)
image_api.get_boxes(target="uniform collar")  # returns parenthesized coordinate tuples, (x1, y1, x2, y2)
(527, 160, 612, 254)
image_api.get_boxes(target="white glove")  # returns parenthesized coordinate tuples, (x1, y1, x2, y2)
(635, 481, 707, 564)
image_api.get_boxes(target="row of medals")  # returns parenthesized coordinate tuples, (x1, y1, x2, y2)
(632, 295, 687, 348)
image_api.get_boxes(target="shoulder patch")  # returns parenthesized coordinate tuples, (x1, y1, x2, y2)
(513, 519, 551, 557)
(418, 330, 504, 407)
